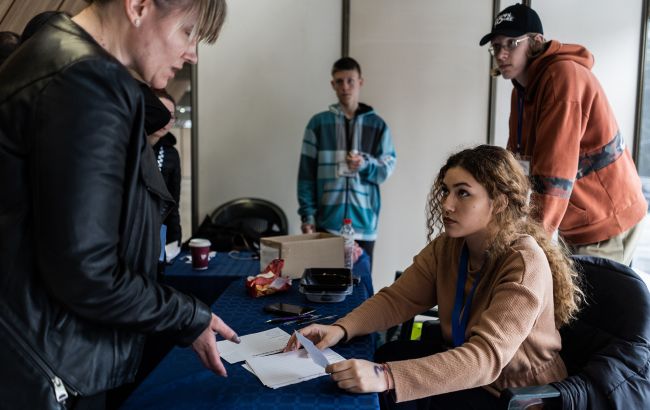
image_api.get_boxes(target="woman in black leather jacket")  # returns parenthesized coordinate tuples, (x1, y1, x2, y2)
(0, 1, 235, 408)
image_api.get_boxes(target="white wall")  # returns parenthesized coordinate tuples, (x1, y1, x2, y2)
(196, 0, 341, 231)
(195, 0, 643, 292)
(349, 0, 492, 290)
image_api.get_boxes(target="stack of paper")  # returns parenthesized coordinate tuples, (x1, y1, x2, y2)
(216, 328, 346, 388)
(245, 347, 345, 389)
(217, 328, 291, 364)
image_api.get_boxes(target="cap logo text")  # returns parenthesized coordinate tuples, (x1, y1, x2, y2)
(494, 12, 514, 26)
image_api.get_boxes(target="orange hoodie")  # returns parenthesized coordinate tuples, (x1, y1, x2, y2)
(507, 40, 647, 245)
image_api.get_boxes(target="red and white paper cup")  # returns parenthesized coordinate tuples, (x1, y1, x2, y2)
(188, 238, 211, 270)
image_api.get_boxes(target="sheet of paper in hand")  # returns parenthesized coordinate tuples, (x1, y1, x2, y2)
(294, 331, 329, 368)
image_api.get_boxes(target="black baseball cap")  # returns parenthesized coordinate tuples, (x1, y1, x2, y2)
(479, 4, 543, 46)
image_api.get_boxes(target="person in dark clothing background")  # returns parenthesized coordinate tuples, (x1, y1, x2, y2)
(149, 89, 183, 250)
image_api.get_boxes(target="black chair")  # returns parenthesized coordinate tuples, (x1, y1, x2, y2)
(388, 270, 439, 342)
(210, 197, 288, 238)
(500, 255, 650, 409)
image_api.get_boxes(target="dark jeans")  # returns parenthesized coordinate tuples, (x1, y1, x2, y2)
(357, 239, 374, 271)
(374, 340, 500, 410)
(68, 393, 106, 410)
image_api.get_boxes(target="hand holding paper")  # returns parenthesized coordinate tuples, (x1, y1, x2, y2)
(284, 324, 346, 352)
(294, 331, 329, 368)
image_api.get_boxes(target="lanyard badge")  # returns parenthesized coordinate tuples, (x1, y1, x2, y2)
(451, 245, 482, 347)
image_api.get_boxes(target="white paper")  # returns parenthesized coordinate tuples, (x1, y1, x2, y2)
(164, 242, 182, 262)
(217, 328, 291, 364)
(245, 348, 345, 389)
(294, 331, 329, 368)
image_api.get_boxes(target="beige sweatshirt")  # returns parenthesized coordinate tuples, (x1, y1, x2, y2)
(336, 234, 567, 402)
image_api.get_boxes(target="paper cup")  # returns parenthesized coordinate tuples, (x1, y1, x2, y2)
(189, 238, 211, 270)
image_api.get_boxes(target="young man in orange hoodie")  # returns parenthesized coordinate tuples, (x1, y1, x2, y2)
(480, 3, 647, 265)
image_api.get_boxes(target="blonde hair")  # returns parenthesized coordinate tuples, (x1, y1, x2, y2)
(426, 145, 583, 327)
(85, 0, 227, 44)
(525, 33, 547, 59)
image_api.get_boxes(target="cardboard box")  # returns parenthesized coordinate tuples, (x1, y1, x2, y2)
(260, 233, 344, 279)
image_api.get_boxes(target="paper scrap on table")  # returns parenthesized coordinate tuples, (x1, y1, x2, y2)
(294, 331, 329, 368)
(164, 241, 181, 262)
(245, 348, 345, 389)
(217, 327, 291, 364)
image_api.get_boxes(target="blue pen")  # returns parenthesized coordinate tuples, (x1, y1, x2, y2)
(265, 314, 316, 324)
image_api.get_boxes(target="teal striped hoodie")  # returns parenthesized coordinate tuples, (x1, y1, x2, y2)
(297, 103, 396, 241)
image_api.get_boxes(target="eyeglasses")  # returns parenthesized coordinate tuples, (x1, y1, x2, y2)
(488, 37, 529, 56)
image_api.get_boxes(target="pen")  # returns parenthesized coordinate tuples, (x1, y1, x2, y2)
(283, 314, 337, 326)
(265, 314, 316, 324)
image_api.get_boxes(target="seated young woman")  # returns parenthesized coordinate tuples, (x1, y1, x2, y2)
(285, 144, 583, 409)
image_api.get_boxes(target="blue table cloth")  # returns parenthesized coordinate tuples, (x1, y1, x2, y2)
(161, 251, 260, 305)
(121, 279, 379, 410)
(163, 250, 373, 307)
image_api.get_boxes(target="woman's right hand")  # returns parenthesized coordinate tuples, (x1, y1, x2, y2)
(284, 324, 345, 351)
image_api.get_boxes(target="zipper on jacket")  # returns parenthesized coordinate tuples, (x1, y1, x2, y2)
(0, 316, 77, 403)
(52, 376, 69, 403)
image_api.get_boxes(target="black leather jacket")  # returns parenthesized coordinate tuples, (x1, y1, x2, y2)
(0, 14, 211, 398)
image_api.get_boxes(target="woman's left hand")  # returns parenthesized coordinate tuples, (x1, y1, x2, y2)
(326, 359, 392, 393)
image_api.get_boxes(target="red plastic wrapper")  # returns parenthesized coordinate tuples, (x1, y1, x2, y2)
(245, 258, 292, 297)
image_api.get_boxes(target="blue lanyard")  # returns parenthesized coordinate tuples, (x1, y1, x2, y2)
(516, 90, 525, 154)
(451, 245, 482, 347)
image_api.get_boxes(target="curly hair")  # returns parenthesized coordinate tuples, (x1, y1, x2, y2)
(426, 145, 583, 327)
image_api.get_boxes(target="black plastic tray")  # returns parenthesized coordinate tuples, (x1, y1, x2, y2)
(300, 267, 353, 292)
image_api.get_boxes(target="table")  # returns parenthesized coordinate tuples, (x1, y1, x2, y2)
(161, 251, 260, 305)
(163, 250, 374, 307)
(121, 280, 379, 409)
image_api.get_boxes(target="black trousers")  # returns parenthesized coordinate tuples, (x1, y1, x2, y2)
(374, 340, 500, 410)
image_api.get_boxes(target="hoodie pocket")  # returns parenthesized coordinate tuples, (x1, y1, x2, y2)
(559, 201, 589, 231)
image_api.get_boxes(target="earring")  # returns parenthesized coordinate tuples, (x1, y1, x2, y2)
(134, 18, 141, 28)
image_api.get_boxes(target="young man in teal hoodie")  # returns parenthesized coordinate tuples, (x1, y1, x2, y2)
(297, 57, 396, 264)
